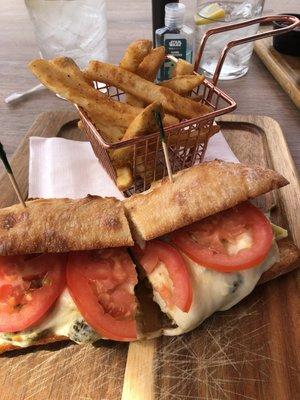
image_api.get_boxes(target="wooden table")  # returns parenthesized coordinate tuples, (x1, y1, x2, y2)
(0, 0, 299, 170)
(0, 1, 299, 400)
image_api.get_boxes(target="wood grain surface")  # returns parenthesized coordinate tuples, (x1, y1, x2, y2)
(0, 112, 299, 400)
(0, 110, 78, 208)
(254, 34, 300, 109)
(0, 0, 299, 171)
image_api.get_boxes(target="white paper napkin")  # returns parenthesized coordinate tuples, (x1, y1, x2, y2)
(29, 137, 124, 199)
(204, 132, 239, 163)
(28, 132, 239, 199)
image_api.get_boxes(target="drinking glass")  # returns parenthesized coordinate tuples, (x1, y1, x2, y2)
(25, 0, 108, 68)
(195, 1, 265, 79)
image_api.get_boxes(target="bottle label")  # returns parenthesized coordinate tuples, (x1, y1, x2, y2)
(165, 35, 187, 60)
(160, 34, 187, 80)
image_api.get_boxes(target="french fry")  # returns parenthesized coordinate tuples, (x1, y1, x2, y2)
(119, 40, 152, 72)
(116, 126, 217, 187)
(116, 166, 133, 191)
(123, 101, 164, 141)
(136, 46, 166, 81)
(125, 94, 145, 108)
(29, 58, 142, 128)
(29, 45, 217, 194)
(135, 124, 220, 181)
(30, 57, 177, 146)
(88, 115, 126, 143)
(86, 61, 212, 119)
(111, 101, 164, 168)
(51, 57, 92, 85)
(159, 74, 205, 96)
(31, 55, 177, 127)
(126, 46, 165, 108)
(163, 113, 179, 125)
(172, 58, 194, 77)
(168, 123, 220, 146)
(49, 57, 130, 142)
(78, 119, 125, 143)
(192, 96, 204, 102)
(52, 58, 129, 143)
(132, 124, 220, 183)
(87, 104, 176, 142)
(78, 120, 84, 131)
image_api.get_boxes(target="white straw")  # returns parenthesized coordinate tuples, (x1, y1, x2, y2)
(5, 83, 44, 104)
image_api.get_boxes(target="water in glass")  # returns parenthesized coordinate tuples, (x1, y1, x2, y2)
(195, 1, 264, 80)
(25, 0, 108, 68)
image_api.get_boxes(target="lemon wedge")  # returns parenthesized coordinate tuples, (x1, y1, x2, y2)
(194, 3, 226, 25)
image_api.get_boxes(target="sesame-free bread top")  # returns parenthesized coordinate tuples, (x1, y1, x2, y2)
(0, 195, 133, 256)
(124, 160, 289, 242)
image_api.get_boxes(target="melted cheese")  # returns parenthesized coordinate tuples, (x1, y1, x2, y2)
(225, 231, 252, 255)
(0, 237, 280, 348)
(150, 262, 174, 294)
(0, 289, 99, 348)
(150, 242, 279, 336)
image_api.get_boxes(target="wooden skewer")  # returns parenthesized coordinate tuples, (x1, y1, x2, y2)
(0, 142, 26, 208)
(154, 111, 173, 183)
(121, 340, 156, 400)
(162, 140, 174, 183)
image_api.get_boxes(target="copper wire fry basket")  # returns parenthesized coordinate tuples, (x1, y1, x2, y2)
(78, 15, 299, 195)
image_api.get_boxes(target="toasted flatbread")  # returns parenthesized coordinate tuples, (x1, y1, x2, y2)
(0, 195, 133, 255)
(0, 335, 68, 354)
(124, 160, 288, 243)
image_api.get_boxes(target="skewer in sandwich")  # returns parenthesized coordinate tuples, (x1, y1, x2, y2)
(0, 161, 298, 353)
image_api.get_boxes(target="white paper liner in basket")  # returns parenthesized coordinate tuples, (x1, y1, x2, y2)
(28, 132, 238, 199)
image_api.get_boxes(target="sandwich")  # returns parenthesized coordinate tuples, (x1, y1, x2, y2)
(0, 196, 139, 353)
(0, 161, 298, 353)
(126, 161, 298, 335)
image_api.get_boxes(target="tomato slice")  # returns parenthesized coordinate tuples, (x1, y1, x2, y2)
(0, 253, 66, 332)
(66, 248, 138, 341)
(171, 202, 273, 272)
(133, 241, 192, 313)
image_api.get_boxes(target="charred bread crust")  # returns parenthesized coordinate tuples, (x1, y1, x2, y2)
(124, 160, 288, 242)
(0, 334, 68, 354)
(0, 195, 134, 255)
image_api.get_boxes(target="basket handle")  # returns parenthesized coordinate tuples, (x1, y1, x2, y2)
(194, 14, 299, 85)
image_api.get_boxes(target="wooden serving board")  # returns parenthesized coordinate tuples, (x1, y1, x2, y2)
(254, 33, 300, 109)
(0, 111, 299, 400)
